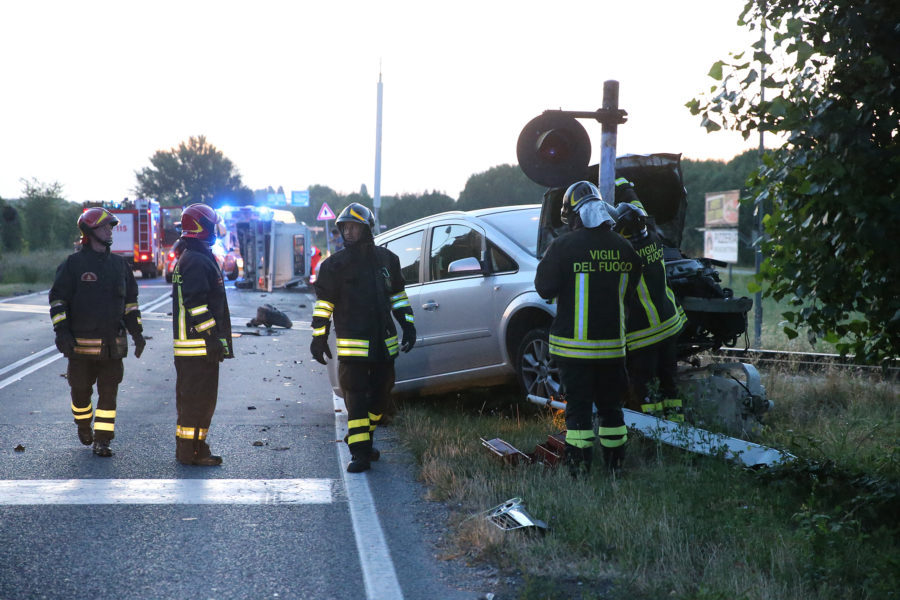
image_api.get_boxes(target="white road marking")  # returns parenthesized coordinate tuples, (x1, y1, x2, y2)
(0, 303, 52, 314)
(334, 392, 405, 600)
(0, 293, 172, 391)
(0, 478, 334, 505)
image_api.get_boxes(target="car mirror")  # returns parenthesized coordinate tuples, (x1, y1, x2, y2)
(447, 257, 483, 276)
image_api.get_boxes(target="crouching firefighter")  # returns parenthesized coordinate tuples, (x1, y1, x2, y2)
(171, 203, 233, 466)
(614, 178, 687, 423)
(49, 207, 145, 457)
(535, 182, 642, 474)
(310, 203, 416, 473)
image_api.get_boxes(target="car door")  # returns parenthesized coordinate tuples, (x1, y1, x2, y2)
(413, 221, 502, 376)
(379, 229, 429, 383)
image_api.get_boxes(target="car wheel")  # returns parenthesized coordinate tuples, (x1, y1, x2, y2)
(227, 265, 239, 281)
(515, 327, 561, 400)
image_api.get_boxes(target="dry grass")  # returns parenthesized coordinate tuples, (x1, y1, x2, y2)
(394, 371, 899, 600)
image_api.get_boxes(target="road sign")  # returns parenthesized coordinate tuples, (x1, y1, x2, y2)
(317, 202, 336, 221)
(292, 190, 310, 207)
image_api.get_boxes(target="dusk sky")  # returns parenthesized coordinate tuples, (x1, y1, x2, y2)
(0, 1, 762, 203)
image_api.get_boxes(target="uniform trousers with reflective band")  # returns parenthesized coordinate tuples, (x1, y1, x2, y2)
(338, 361, 395, 458)
(559, 359, 628, 468)
(174, 357, 220, 461)
(626, 335, 682, 420)
(67, 357, 123, 442)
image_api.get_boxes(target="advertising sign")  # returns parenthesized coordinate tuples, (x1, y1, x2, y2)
(705, 190, 740, 227)
(704, 228, 739, 263)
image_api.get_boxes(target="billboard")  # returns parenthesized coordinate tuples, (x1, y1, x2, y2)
(704, 228, 739, 263)
(705, 190, 740, 227)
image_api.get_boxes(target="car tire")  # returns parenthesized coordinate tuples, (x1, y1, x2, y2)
(227, 265, 239, 281)
(515, 327, 561, 400)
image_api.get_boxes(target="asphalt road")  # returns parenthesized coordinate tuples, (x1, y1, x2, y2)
(0, 280, 493, 600)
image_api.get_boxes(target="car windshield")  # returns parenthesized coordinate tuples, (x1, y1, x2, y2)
(477, 207, 541, 257)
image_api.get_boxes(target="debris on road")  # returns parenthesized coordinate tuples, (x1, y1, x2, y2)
(481, 432, 566, 467)
(14, 444, 25, 452)
(246, 304, 293, 329)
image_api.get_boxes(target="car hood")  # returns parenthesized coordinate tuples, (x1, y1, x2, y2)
(537, 153, 687, 256)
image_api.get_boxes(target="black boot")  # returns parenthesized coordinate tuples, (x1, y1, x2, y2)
(77, 425, 93, 446)
(92, 439, 112, 457)
(344, 433, 380, 461)
(347, 440, 373, 473)
(188, 455, 223, 466)
(564, 443, 593, 477)
(602, 445, 625, 474)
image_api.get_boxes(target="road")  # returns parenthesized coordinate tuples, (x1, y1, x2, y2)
(0, 281, 490, 600)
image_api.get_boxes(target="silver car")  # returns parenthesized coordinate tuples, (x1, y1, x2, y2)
(326, 204, 559, 399)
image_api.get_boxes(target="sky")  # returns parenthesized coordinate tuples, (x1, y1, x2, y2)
(0, 1, 762, 204)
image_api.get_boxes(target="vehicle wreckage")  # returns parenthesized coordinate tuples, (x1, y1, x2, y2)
(517, 110, 787, 467)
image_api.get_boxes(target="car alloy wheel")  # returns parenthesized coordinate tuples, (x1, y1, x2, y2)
(516, 327, 561, 400)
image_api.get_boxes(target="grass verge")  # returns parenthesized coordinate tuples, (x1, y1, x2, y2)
(0, 249, 69, 297)
(392, 369, 899, 600)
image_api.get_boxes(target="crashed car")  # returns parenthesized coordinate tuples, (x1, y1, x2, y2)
(325, 154, 760, 428)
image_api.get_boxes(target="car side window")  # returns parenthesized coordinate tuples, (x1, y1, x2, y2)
(488, 242, 517, 273)
(383, 230, 423, 285)
(430, 224, 484, 281)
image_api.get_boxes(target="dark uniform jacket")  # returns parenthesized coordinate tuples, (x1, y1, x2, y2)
(624, 228, 687, 351)
(171, 237, 233, 358)
(535, 226, 642, 362)
(49, 246, 141, 359)
(312, 239, 414, 362)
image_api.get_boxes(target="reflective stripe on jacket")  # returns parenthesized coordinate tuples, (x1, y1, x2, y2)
(535, 226, 642, 362)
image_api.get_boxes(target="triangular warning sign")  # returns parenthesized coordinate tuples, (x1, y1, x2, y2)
(316, 202, 336, 221)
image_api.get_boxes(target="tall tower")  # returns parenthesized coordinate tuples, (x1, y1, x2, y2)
(373, 65, 383, 232)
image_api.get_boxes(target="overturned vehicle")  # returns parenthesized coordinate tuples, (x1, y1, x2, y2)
(524, 144, 767, 436)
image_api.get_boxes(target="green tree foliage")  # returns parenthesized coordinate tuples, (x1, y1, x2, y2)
(456, 164, 545, 211)
(18, 179, 82, 250)
(379, 191, 455, 231)
(681, 150, 759, 262)
(134, 135, 253, 208)
(0, 197, 25, 253)
(688, 0, 900, 363)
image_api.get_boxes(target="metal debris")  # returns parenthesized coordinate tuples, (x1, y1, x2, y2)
(14, 444, 25, 452)
(485, 497, 548, 531)
(480, 438, 532, 465)
(247, 304, 293, 329)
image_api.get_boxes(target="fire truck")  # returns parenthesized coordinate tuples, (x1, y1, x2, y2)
(83, 199, 165, 278)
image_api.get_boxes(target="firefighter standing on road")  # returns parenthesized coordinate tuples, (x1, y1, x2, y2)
(49, 207, 145, 457)
(310, 203, 416, 473)
(171, 203, 233, 466)
(614, 178, 687, 422)
(535, 182, 642, 474)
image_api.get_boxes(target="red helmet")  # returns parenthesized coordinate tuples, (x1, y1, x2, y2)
(78, 208, 119, 246)
(180, 203, 219, 244)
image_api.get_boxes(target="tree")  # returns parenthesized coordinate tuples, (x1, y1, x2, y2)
(18, 179, 81, 250)
(0, 197, 24, 253)
(134, 135, 253, 208)
(379, 191, 455, 230)
(688, 0, 900, 363)
(457, 164, 545, 211)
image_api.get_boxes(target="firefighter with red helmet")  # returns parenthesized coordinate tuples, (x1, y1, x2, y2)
(614, 178, 687, 422)
(535, 182, 642, 474)
(49, 207, 145, 457)
(171, 203, 233, 466)
(310, 203, 415, 473)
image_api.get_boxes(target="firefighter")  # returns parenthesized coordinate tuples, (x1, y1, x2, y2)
(535, 182, 642, 474)
(49, 207, 145, 457)
(310, 203, 415, 473)
(171, 203, 233, 466)
(614, 178, 687, 422)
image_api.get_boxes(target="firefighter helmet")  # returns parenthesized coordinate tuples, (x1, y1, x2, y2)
(180, 203, 220, 244)
(78, 207, 119, 246)
(560, 181, 602, 226)
(614, 202, 649, 240)
(336, 203, 375, 232)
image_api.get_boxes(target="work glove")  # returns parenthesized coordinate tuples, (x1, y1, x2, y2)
(132, 333, 146, 359)
(310, 335, 332, 365)
(207, 336, 227, 363)
(55, 328, 75, 357)
(400, 324, 417, 353)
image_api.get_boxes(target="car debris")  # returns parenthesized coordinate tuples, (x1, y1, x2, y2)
(481, 433, 566, 467)
(484, 497, 548, 532)
(525, 394, 795, 468)
(246, 304, 293, 329)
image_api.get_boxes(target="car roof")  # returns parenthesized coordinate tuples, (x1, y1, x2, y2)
(375, 204, 541, 240)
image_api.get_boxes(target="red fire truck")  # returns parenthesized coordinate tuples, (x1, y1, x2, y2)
(83, 199, 165, 278)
